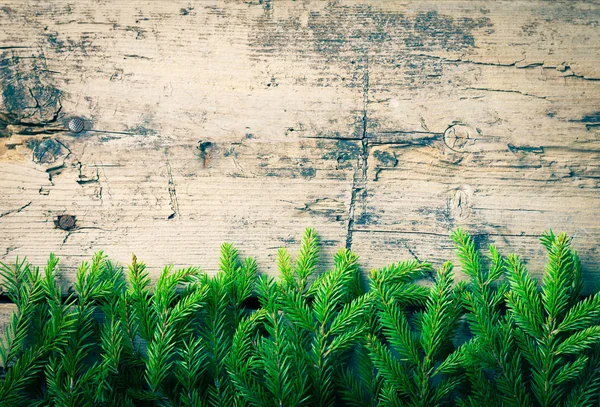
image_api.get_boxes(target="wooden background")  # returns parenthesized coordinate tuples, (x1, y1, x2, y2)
(0, 1, 599, 296)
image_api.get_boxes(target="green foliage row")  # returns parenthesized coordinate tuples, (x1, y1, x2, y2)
(0, 229, 599, 406)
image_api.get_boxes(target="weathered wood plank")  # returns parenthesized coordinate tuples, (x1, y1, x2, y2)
(0, 1, 598, 294)
(351, 2, 600, 288)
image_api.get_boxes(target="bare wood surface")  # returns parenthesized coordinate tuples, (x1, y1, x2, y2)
(0, 1, 599, 295)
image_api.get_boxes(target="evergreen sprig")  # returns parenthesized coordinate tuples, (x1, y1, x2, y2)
(455, 228, 600, 407)
(0, 254, 78, 406)
(0, 227, 598, 406)
(228, 228, 371, 407)
(368, 260, 464, 406)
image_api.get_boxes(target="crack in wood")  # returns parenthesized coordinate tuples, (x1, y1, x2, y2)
(465, 87, 549, 101)
(346, 56, 370, 250)
(166, 160, 180, 220)
(376, 130, 443, 135)
(0, 46, 33, 50)
(3, 246, 18, 257)
(402, 241, 421, 262)
(351, 229, 542, 239)
(412, 53, 534, 69)
(61, 226, 114, 245)
(87, 129, 132, 136)
(412, 53, 600, 81)
(297, 197, 345, 221)
(77, 165, 103, 203)
(0, 201, 32, 218)
(301, 135, 364, 141)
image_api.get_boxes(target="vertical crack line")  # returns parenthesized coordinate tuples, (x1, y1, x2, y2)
(346, 184, 359, 250)
(100, 162, 113, 200)
(96, 168, 103, 204)
(166, 160, 180, 219)
(346, 56, 370, 251)
(361, 56, 370, 208)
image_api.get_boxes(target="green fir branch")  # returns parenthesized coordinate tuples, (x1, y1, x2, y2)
(0, 227, 598, 407)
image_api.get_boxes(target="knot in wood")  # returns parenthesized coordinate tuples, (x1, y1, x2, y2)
(30, 139, 65, 164)
(198, 141, 215, 167)
(443, 123, 476, 152)
(198, 141, 214, 155)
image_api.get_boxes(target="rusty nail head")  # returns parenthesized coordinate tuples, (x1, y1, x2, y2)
(56, 214, 77, 230)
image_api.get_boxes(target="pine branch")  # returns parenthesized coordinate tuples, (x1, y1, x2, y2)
(454, 230, 531, 407)
(555, 326, 600, 355)
(420, 262, 459, 363)
(373, 285, 420, 366)
(0, 254, 77, 406)
(452, 228, 482, 280)
(0, 258, 44, 369)
(202, 272, 240, 407)
(541, 231, 575, 327)
(563, 345, 600, 407)
(175, 336, 208, 407)
(295, 227, 319, 292)
(337, 342, 381, 407)
(277, 247, 294, 290)
(559, 293, 600, 332)
(127, 254, 154, 342)
(505, 254, 544, 338)
(0, 227, 598, 407)
(372, 259, 433, 285)
(369, 257, 464, 407)
(367, 334, 413, 398)
(46, 252, 114, 405)
(145, 266, 205, 397)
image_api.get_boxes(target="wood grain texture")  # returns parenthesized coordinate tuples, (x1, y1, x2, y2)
(0, 1, 598, 294)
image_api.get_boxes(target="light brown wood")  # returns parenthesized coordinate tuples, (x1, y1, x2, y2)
(0, 1, 599, 295)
